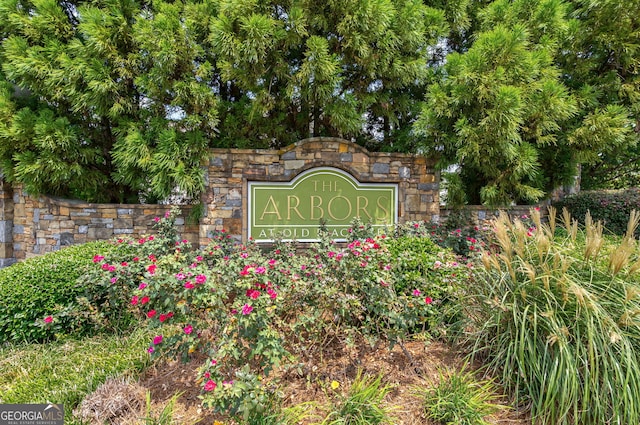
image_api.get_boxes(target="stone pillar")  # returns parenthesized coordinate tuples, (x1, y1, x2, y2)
(0, 180, 15, 267)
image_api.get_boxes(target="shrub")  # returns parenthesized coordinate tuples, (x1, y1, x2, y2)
(553, 188, 640, 237)
(0, 240, 115, 343)
(401, 215, 488, 259)
(87, 215, 290, 420)
(383, 232, 466, 335)
(429, 224, 487, 259)
(75, 206, 187, 334)
(463, 208, 640, 424)
(82, 213, 466, 422)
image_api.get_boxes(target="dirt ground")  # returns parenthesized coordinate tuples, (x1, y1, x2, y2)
(76, 338, 529, 424)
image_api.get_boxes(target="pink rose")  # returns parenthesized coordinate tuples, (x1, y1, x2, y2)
(153, 335, 163, 345)
(204, 380, 216, 391)
(44, 316, 53, 324)
(184, 325, 193, 335)
(241, 304, 253, 315)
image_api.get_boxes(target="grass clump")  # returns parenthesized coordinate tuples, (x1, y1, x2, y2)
(463, 207, 640, 424)
(143, 391, 185, 425)
(0, 327, 152, 421)
(419, 365, 502, 425)
(321, 370, 395, 425)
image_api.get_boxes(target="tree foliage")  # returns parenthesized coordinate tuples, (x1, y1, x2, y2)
(0, 0, 218, 202)
(0, 0, 637, 203)
(0, 0, 447, 202)
(417, 0, 639, 205)
(561, 0, 640, 190)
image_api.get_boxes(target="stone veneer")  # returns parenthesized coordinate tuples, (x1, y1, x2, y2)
(0, 138, 439, 265)
(440, 204, 547, 227)
(6, 186, 199, 261)
(199, 137, 439, 241)
(0, 180, 14, 267)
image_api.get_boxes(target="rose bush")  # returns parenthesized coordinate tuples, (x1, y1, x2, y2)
(84, 212, 467, 422)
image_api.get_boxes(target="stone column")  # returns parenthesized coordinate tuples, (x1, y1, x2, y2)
(0, 180, 15, 267)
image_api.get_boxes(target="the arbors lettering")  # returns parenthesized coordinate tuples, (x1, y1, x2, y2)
(258, 193, 390, 222)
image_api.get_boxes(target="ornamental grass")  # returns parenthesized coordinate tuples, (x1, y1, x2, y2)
(464, 207, 640, 425)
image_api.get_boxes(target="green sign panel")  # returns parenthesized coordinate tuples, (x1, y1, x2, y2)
(248, 167, 398, 242)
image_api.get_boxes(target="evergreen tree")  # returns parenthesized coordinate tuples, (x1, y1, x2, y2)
(0, 0, 448, 201)
(1, 0, 637, 203)
(208, 0, 447, 150)
(560, 0, 640, 189)
(0, 0, 219, 202)
(415, 0, 577, 206)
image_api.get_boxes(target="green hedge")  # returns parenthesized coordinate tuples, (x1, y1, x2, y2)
(0, 241, 114, 343)
(383, 234, 462, 335)
(553, 188, 640, 236)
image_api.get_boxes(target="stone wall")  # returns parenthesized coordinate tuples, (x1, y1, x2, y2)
(440, 204, 547, 227)
(7, 185, 198, 261)
(0, 138, 440, 265)
(0, 180, 14, 267)
(200, 137, 439, 241)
